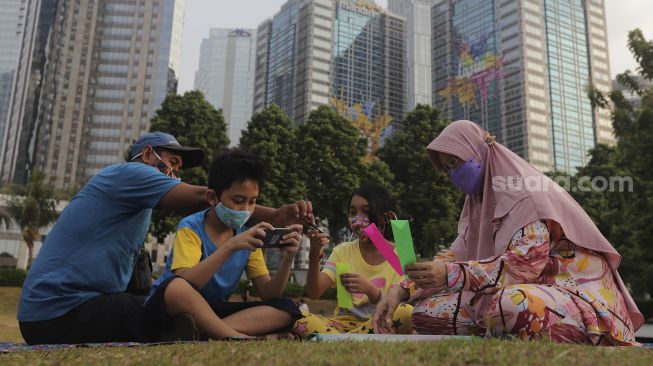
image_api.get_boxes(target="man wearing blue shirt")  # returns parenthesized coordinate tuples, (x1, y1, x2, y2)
(17, 132, 312, 345)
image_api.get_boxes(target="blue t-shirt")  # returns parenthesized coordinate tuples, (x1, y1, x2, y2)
(18, 163, 181, 322)
(146, 210, 252, 305)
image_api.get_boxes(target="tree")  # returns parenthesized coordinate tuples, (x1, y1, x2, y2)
(296, 106, 369, 240)
(239, 104, 307, 207)
(583, 29, 653, 297)
(377, 105, 462, 257)
(2, 171, 59, 268)
(148, 90, 229, 244)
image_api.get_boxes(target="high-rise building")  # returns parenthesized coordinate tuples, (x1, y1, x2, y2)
(0, 0, 58, 186)
(613, 76, 652, 111)
(0, 0, 185, 189)
(194, 28, 257, 146)
(388, 0, 437, 110)
(254, 0, 405, 126)
(432, 0, 613, 173)
(0, 0, 28, 148)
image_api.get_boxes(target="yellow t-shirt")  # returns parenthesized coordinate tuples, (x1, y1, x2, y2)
(171, 226, 268, 280)
(322, 239, 404, 318)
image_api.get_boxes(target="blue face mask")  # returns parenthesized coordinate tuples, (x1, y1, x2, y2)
(449, 159, 483, 195)
(215, 202, 251, 229)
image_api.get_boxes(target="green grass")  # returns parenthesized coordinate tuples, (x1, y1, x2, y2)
(1, 339, 652, 366)
(1, 287, 652, 365)
(0, 287, 22, 343)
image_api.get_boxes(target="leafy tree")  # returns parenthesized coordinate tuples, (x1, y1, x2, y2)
(1, 171, 59, 268)
(358, 159, 395, 197)
(239, 104, 307, 207)
(377, 105, 462, 257)
(583, 29, 653, 297)
(296, 106, 368, 240)
(148, 90, 229, 244)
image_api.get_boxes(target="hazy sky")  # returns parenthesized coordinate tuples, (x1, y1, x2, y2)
(178, 0, 653, 92)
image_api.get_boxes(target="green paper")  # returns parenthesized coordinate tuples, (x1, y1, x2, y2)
(392, 220, 417, 270)
(336, 263, 353, 309)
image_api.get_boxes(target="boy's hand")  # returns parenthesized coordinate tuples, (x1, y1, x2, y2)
(279, 224, 303, 259)
(308, 230, 329, 262)
(339, 273, 375, 297)
(224, 222, 273, 253)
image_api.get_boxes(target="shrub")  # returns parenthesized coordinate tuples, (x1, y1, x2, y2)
(0, 267, 27, 287)
(635, 299, 653, 322)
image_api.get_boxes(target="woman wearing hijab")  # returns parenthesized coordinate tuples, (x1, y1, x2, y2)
(373, 120, 642, 345)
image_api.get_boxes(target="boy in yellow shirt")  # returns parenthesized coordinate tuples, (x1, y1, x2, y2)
(144, 149, 303, 339)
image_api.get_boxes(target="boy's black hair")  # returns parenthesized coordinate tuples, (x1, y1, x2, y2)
(208, 148, 265, 197)
(351, 184, 397, 241)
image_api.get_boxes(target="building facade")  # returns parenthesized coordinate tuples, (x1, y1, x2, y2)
(254, 0, 405, 126)
(194, 28, 256, 146)
(388, 0, 437, 110)
(0, 0, 185, 189)
(432, 0, 613, 173)
(0, 0, 29, 149)
(0, 0, 58, 186)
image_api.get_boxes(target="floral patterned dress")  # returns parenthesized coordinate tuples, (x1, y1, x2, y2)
(403, 220, 637, 345)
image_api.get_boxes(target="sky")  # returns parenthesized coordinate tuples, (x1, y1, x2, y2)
(177, 0, 653, 93)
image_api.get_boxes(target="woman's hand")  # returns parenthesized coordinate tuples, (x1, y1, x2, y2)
(372, 285, 408, 334)
(224, 222, 272, 253)
(279, 224, 303, 259)
(405, 261, 447, 289)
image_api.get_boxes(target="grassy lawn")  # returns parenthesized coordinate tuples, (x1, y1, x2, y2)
(1, 287, 652, 365)
(0, 287, 22, 343)
(2, 338, 653, 366)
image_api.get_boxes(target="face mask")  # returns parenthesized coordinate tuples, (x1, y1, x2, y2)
(152, 150, 180, 180)
(449, 159, 483, 195)
(215, 202, 251, 229)
(349, 214, 370, 238)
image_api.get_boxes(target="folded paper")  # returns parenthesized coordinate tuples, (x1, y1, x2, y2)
(336, 262, 353, 309)
(391, 220, 417, 271)
(363, 223, 403, 276)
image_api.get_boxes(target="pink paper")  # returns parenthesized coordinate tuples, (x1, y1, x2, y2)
(362, 223, 403, 276)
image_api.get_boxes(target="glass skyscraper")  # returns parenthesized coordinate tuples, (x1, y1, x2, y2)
(1, 0, 186, 189)
(544, 0, 597, 172)
(388, 0, 438, 109)
(195, 28, 257, 146)
(254, 0, 405, 126)
(0, 0, 57, 186)
(0, 0, 27, 149)
(432, 0, 612, 173)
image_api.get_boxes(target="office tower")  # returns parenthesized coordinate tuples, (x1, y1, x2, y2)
(432, 0, 612, 173)
(194, 28, 256, 146)
(254, 0, 405, 126)
(0, 0, 57, 186)
(613, 76, 652, 111)
(388, 0, 438, 110)
(0, 0, 28, 149)
(1, 0, 185, 189)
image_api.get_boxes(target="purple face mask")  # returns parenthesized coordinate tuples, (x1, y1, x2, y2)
(449, 159, 483, 195)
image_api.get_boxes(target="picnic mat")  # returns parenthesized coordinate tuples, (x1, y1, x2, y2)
(310, 334, 474, 342)
(3, 338, 651, 352)
(0, 341, 192, 354)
